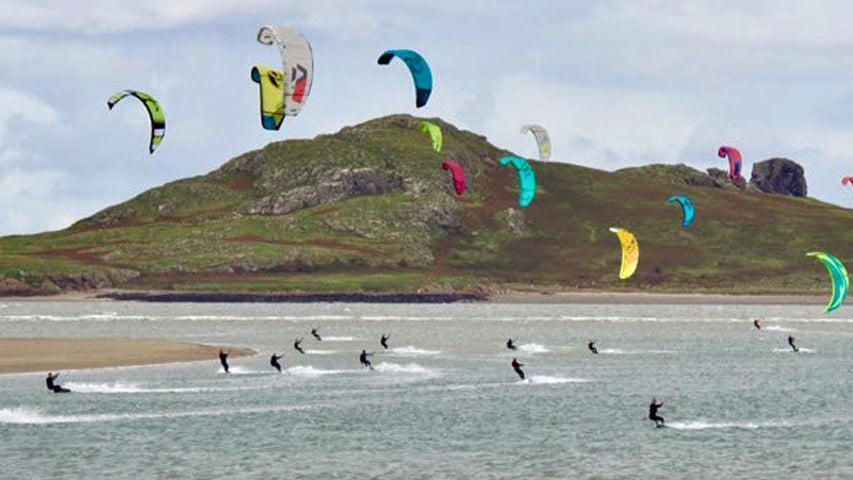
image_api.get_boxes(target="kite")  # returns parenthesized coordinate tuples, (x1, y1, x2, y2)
(256, 25, 314, 117)
(520, 124, 551, 162)
(499, 156, 536, 208)
(718, 146, 742, 183)
(107, 90, 165, 154)
(609, 227, 639, 280)
(420, 121, 443, 153)
(377, 49, 432, 108)
(807, 252, 849, 313)
(441, 162, 465, 195)
(250, 66, 285, 130)
(666, 195, 695, 228)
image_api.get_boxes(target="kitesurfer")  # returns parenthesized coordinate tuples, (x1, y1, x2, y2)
(506, 338, 517, 350)
(219, 349, 230, 373)
(311, 328, 322, 341)
(45, 372, 69, 393)
(588, 340, 599, 354)
(359, 349, 374, 370)
(293, 338, 305, 354)
(788, 335, 799, 353)
(270, 353, 283, 373)
(380, 334, 390, 349)
(753, 319, 761, 330)
(649, 398, 665, 427)
(511, 358, 525, 380)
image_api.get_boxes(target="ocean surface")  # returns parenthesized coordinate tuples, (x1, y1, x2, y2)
(0, 301, 851, 480)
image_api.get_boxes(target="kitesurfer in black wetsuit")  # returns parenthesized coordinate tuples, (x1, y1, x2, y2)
(293, 338, 305, 355)
(506, 338, 517, 350)
(359, 349, 374, 370)
(311, 328, 322, 341)
(270, 353, 283, 373)
(219, 349, 230, 373)
(45, 372, 69, 393)
(753, 319, 761, 330)
(380, 334, 390, 350)
(588, 340, 599, 354)
(788, 335, 799, 352)
(511, 358, 525, 380)
(649, 398, 665, 427)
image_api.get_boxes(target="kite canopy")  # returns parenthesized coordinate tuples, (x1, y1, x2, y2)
(250, 66, 285, 130)
(499, 156, 536, 208)
(842, 176, 853, 187)
(807, 252, 849, 313)
(257, 25, 314, 117)
(441, 162, 465, 195)
(666, 195, 695, 228)
(609, 227, 639, 280)
(718, 146, 742, 182)
(419, 121, 443, 153)
(520, 124, 551, 162)
(377, 49, 433, 108)
(107, 90, 165, 154)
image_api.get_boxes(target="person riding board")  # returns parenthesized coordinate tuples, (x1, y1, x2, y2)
(788, 335, 799, 352)
(506, 338, 517, 351)
(311, 328, 322, 341)
(511, 358, 525, 380)
(649, 398, 665, 427)
(270, 353, 283, 373)
(588, 340, 599, 354)
(293, 338, 305, 355)
(45, 372, 70, 393)
(359, 349, 374, 370)
(380, 334, 390, 350)
(218, 349, 230, 373)
(753, 319, 761, 330)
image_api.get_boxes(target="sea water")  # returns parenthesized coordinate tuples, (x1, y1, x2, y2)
(0, 301, 851, 479)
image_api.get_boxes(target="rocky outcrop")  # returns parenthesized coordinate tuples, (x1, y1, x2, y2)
(750, 158, 807, 197)
(248, 168, 405, 215)
(495, 208, 526, 236)
(706, 168, 748, 189)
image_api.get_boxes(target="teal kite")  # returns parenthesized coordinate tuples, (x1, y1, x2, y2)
(107, 90, 165, 154)
(377, 49, 432, 108)
(666, 195, 695, 228)
(807, 252, 849, 313)
(499, 156, 536, 208)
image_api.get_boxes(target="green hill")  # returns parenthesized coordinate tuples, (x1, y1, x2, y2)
(1, 114, 851, 297)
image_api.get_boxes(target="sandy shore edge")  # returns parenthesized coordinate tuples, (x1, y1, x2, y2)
(489, 291, 828, 305)
(0, 338, 256, 374)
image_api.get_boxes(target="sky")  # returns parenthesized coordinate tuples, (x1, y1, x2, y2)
(3, 0, 853, 234)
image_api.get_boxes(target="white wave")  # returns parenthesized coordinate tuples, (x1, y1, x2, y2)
(358, 316, 453, 321)
(763, 325, 796, 332)
(772, 348, 813, 353)
(304, 349, 339, 355)
(390, 346, 441, 356)
(221, 366, 271, 375)
(372, 362, 436, 375)
(0, 404, 311, 425)
(518, 343, 548, 353)
(62, 382, 265, 394)
(286, 366, 346, 377)
(667, 420, 791, 431)
(322, 336, 359, 342)
(598, 348, 674, 355)
(518, 375, 589, 385)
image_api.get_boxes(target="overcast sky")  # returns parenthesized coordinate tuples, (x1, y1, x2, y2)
(2, 0, 853, 234)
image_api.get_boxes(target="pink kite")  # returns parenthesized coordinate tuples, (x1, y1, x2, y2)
(441, 162, 466, 195)
(718, 146, 743, 183)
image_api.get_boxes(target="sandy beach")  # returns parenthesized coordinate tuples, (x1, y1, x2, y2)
(0, 338, 255, 374)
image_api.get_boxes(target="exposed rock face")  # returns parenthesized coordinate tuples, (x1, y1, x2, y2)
(750, 158, 807, 197)
(706, 168, 747, 189)
(248, 168, 405, 215)
(495, 208, 525, 236)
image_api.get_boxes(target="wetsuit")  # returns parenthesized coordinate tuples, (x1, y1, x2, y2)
(788, 335, 799, 353)
(753, 319, 761, 330)
(46, 373, 68, 393)
(360, 350, 374, 369)
(270, 354, 283, 373)
(506, 339, 517, 350)
(294, 338, 305, 355)
(511, 358, 525, 380)
(380, 334, 389, 350)
(311, 329, 322, 341)
(649, 400, 664, 426)
(588, 341, 599, 354)
(219, 350, 230, 373)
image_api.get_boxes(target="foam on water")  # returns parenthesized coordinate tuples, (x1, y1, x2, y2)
(304, 349, 339, 355)
(322, 336, 358, 342)
(517, 375, 589, 385)
(518, 343, 548, 353)
(0, 404, 312, 425)
(372, 362, 436, 375)
(599, 348, 674, 355)
(286, 365, 347, 377)
(772, 348, 814, 353)
(763, 325, 796, 332)
(63, 382, 267, 394)
(390, 346, 441, 356)
(667, 419, 792, 431)
(220, 366, 274, 375)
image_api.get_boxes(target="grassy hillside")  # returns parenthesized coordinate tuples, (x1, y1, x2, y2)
(1, 114, 851, 296)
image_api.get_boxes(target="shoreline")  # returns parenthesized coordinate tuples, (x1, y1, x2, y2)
(0, 338, 256, 374)
(0, 289, 829, 305)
